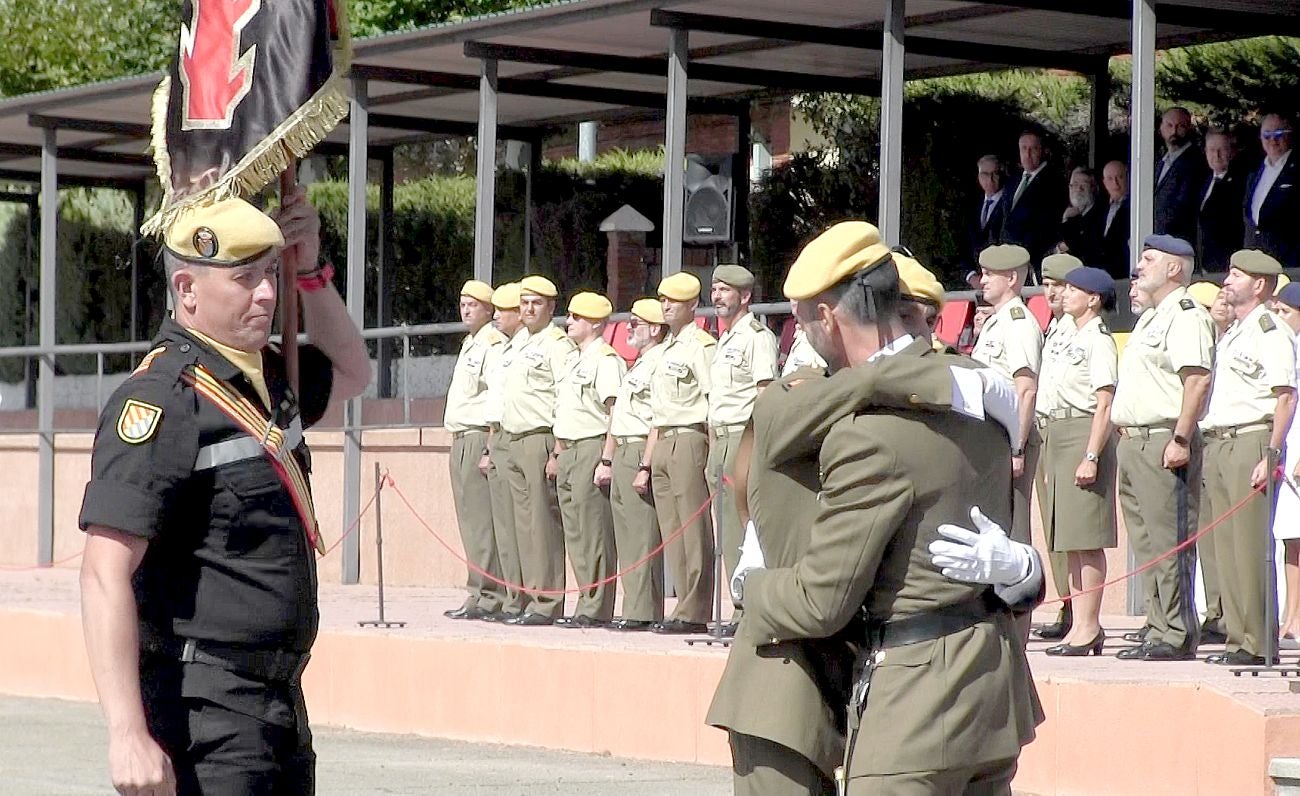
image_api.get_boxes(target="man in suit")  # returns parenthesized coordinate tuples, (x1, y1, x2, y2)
(1056, 167, 1105, 265)
(732, 223, 1043, 793)
(1154, 107, 1209, 243)
(1099, 160, 1131, 278)
(1002, 129, 1066, 269)
(1197, 129, 1247, 273)
(970, 154, 1009, 266)
(1245, 112, 1298, 268)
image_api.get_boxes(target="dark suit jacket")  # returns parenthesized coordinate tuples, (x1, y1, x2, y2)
(968, 192, 1010, 266)
(1244, 154, 1300, 268)
(1001, 167, 1066, 266)
(1057, 202, 1105, 265)
(1098, 197, 1131, 279)
(1153, 146, 1209, 243)
(1196, 169, 1246, 273)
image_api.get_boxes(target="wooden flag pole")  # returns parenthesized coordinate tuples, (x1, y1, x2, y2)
(280, 165, 301, 395)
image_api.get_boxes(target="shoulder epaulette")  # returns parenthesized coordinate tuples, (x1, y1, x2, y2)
(1179, 298, 1196, 311)
(600, 342, 619, 357)
(1260, 313, 1278, 333)
(1009, 306, 1026, 321)
(1099, 321, 1112, 335)
(748, 317, 765, 333)
(696, 327, 717, 345)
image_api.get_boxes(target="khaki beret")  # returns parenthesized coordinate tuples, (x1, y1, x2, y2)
(978, 244, 1031, 272)
(1276, 274, 1292, 295)
(164, 198, 283, 266)
(568, 291, 613, 320)
(491, 282, 521, 309)
(1186, 281, 1221, 308)
(519, 274, 559, 297)
(1041, 253, 1082, 282)
(1231, 249, 1284, 276)
(630, 297, 665, 324)
(460, 280, 494, 304)
(712, 263, 755, 289)
(782, 221, 893, 301)
(895, 255, 944, 308)
(658, 271, 701, 301)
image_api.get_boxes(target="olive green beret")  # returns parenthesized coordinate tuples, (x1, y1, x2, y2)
(164, 198, 283, 266)
(783, 221, 893, 301)
(1041, 253, 1082, 282)
(1230, 249, 1284, 276)
(978, 244, 1031, 272)
(712, 263, 755, 289)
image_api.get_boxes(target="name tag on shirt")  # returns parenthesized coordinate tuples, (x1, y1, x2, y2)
(665, 360, 689, 379)
(463, 352, 484, 372)
(721, 347, 744, 366)
(522, 349, 545, 367)
(1231, 350, 1262, 377)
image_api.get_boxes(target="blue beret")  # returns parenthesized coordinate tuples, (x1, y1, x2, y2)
(1063, 266, 1116, 298)
(1142, 234, 1194, 258)
(1277, 282, 1300, 310)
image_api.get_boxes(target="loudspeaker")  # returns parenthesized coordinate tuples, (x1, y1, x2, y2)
(683, 153, 736, 244)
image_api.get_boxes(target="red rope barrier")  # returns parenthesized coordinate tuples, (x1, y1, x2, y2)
(0, 549, 85, 572)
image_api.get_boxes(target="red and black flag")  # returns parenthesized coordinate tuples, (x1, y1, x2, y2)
(142, 0, 350, 234)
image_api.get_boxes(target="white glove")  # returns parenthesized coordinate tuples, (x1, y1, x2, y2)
(929, 506, 1031, 587)
(731, 520, 767, 603)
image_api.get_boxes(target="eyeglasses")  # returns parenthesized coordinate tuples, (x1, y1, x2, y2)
(1262, 129, 1292, 141)
(628, 318, 645, 329)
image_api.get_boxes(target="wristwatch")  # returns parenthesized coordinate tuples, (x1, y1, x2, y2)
(599, 458, 613, 467)
(1084, 451, 1100, 463)
(1173, 434, 1189, 446)
(1011, 447, 1024, 457)
(637, 461, 651, 472)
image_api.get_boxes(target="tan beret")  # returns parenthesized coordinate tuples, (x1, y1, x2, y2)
(519, 274, 559, 297)
(1230, 249, 1283, 276)
(491, 282, 521, 309)
(712, 263, 755, 289)
(630, 297, 665, 324)
(1186, 281, 1220, 308)
(895, 255, 944, 308)
(658, 271, 701, 301)
(979, 244, 1031, 272)
(782, 221, 893, 301)
(164, 198, 283, 266)
(568, 291, 614, 321)
(1276, 274, 1292, 295)
(460, 280, 494, 304)
(1041, 253, 1082, 282)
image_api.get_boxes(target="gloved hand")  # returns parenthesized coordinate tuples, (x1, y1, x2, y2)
(730, 520, 767, 603)
(929, 506, 1031, 587)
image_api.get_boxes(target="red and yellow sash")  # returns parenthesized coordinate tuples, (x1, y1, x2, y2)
(181, 364, 325, 555)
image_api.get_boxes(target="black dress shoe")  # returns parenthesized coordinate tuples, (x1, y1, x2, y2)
(719, 622, 738, 638)
(1141, 642, 1196, 661)
(444, 606, 474, 620)
(478, 610, 512, 623)
(555, 615, 605, 629)
(608, 619, 654, 632)
(650, 619, 708, 635)
(505, 612, 555, 627)
(1199, 622, 1228, 645)
(1045, 631, 1106, 657)
(1031, 621, 1070, 640)
(1206, 650, 1277, 666)
(1116, 642, 1153, 660)
(1121, 626, 1152, 644)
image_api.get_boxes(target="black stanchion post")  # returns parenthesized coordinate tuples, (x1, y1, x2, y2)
(359, 463, 405, 629)
(689, 462, 732, 648)
(1265, 448, 1280, 667)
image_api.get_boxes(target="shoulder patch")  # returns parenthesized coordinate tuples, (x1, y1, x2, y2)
(116, 398, 163, 444)
(1009, 306, 1026, 321)
(1179, 298, 1196, 311)
(1261, 314, 1278, 333)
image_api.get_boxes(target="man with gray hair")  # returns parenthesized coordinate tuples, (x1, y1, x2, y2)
(1196, 129, 1246, 273)
(1245, 112, 1298, 268)
(970, 154, 1009, 266)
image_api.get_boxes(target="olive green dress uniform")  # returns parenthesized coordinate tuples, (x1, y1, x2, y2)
(1111, 286, 1215, 651)
(485, 325, 530, 615)
(502, 324, 578, 618)
(971, 294, 1044, 544)
(1039, 316, 1119, 551)
(554, 339, 627, 621)
(650, 323, 717, 624)
(1037, 314, 1077, 601)
(708, 310, 780, 617)
(608, 345, 666, 623)
(1202, 302, 1295, 657)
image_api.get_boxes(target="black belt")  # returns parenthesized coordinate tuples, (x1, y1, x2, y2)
(863, 590, 1003, 650)
(143, 632, 309, 683)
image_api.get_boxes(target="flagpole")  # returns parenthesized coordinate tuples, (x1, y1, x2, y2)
(280, 165, 301, 395)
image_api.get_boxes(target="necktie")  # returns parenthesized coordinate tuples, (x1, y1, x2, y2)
(1201, 175, 1221, 210)
(1012, 171, 1031, 206)
(981, 197, 995, 227)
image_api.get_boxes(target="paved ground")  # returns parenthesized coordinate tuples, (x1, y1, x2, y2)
(0, 696, 731, 795)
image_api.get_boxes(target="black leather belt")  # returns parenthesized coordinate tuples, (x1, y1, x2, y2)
(144, 632, 309, 683)
(863, 590, 1003, 650)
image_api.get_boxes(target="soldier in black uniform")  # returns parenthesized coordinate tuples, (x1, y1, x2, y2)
(78, 192, 369, 795)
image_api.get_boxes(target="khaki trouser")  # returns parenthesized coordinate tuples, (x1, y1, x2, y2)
(505, 430, 566, 618)
(1196, 475, 1226, 632)
(1203, 430, 1278, 657)
(1117, 431, 1202, 649)
(708, 427, 745, 616)
(651, 429, 716, 624)
(556, 437, 617, 621)
(729, 732, 835, 796)
(847, 757, 1018, 796)
(1011, 425, 1042, 545)
(611, 439, 664, 622)
(449, 430, 505, 612)
(1033, 419, 1072, 609)
(488, 429, 528, 615)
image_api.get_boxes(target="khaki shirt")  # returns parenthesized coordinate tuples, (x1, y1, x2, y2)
(781, 329, 827, 377)
(610, 346, 664, 438)
(971, 296, 1044, 382)
(1202, 304, 1295, 429)
(1041, 316, 1117, 415)
(443, 324, 506, 432)
(554, 340, 626, 440)
(708, 312, 779, 427)
(651, 325, 716, 427)
(484, 327, 528, 426)
(501, 324, 577, 434)
(1036, 315, 1076, 418)
(1110, 287, 1215, 428)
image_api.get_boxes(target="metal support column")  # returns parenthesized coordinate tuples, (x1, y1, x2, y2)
(878, 0, 905, 244)
(342, 77, 369, 585)
(377, 150, 395, 398)
(473, 59, 499, 284)
(525, 139, 540, 273)
(661, 28, 689, 277)
(37, 128, 57, 565)
(733, 107, 751, 265)
(1088, 67, 1111, 170)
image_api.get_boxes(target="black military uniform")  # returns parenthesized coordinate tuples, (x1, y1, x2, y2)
(79, 316, 334, 792)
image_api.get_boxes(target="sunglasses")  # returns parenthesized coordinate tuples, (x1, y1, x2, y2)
(628, 318, 647, 329)
(1262, 129, 1292, 141)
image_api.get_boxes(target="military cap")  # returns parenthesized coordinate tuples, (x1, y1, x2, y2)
(1142, 234, 1195, 258)
(460, 280, 494, 304)
(712, 263, 755, 289)
(1276, 274, 1292, 295)
(658, 271, 702, 301)
(630, 297, 665, 324)
(519, 274, 559, 297)
(491, 282, 521, 310)
(978, 244, 1031, 272)
(1186, 281, 1221, 309)
(568, 291, 613, 320)
(1041, 253, 1083, 282)
(1230, 249, 1284, 276)
(1277, 282, 1300, 310)
(164, 198, 283, 266)
(1062, 266, 1115, 298)
(895, 254, 945, 308)
(782, 221, 893, 301)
